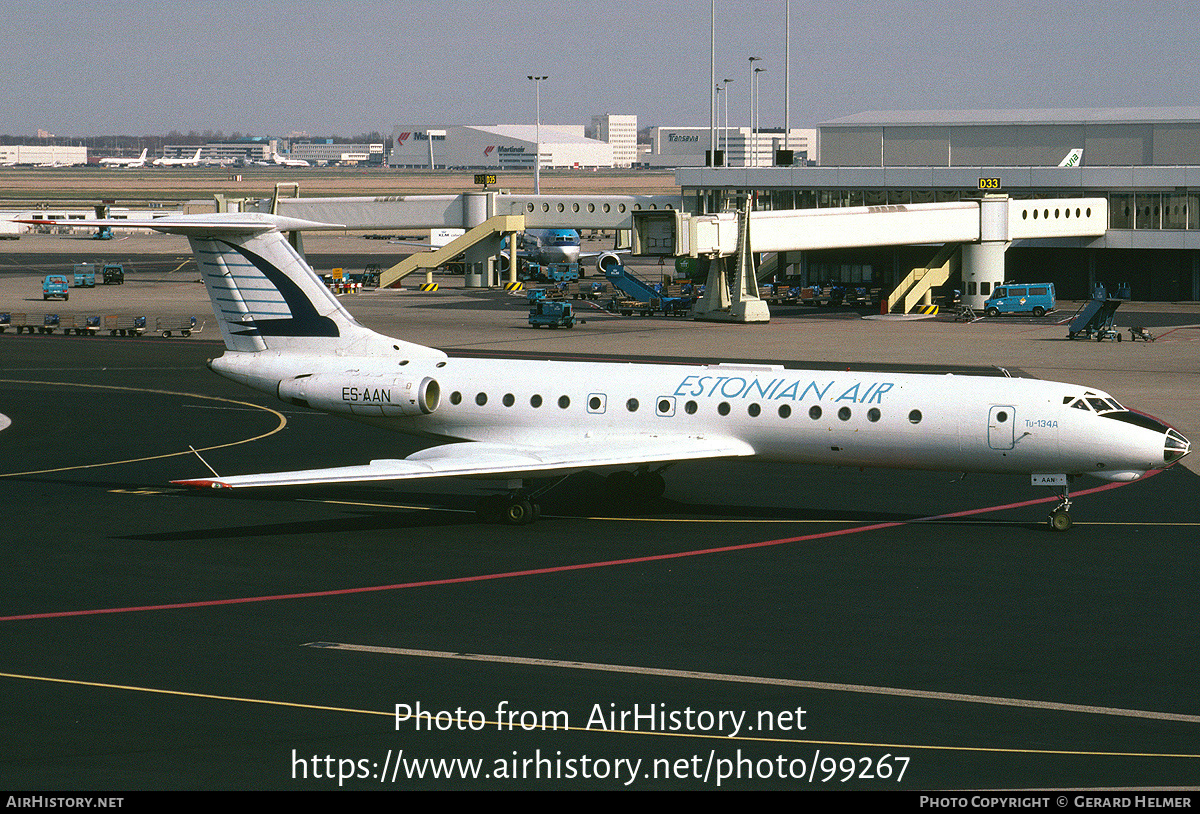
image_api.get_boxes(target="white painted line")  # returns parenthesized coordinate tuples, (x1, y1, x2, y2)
(305, 642, 1200, 725)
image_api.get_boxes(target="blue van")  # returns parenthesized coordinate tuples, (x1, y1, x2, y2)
(984, 283, 1055, 317)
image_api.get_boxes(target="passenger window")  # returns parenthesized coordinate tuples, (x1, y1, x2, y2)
(685, 400, 698, 414)
(627, 398, 639, 412)
(718, 402, 731, 416)
(1010, 288, 1027, 297)
(809, 405, 822, 420)
(450, 391, 462, 405)
(503, 394, 515, 407)
(868, 408, 880, 422)
(778, 404, 791, 418)
(908, 409, 922, 424)
(558, 395, 570, 409)
(748, 403, 761, 417)
(980, 282, 990, 295)
(530, 394, 543, 407)
(475, 393, 487, 406)
(838, 406, 851, 421)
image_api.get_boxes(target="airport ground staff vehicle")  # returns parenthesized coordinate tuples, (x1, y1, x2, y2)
(984, 283, 1055, 317)
(102, 263, 125, 285)
(528, 300, 575, 328)
(43, 275, 69, 301)
(73, 264, 96, 287)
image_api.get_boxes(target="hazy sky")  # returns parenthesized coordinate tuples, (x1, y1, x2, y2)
(5, 1, 1196, 137)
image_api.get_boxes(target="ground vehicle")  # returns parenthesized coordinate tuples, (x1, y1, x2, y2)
(528, 300, 575, 328)
(43, 275, 69, 301)
(102, 263, 125, 285)
(983, 283, 1055, 317)
(73, 263, 96, 288)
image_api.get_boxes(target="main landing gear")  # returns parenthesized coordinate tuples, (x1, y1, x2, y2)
(474, 467, 670, 525)
(476, 491, 541, 525)
(1047, 480, 1074, 532)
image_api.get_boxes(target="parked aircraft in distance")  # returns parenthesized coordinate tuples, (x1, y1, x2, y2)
(100, 149, 148, 168)
(1058, 148, 1083, 167)
(272, 152, 311, 168)
(500, 229, 624, 275)
(14, 213, 1190, 529)
(153, 148, 204, 167)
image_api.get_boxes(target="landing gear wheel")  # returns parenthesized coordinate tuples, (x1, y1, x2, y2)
(633, 470, 666, 499)
(504, 498, 535, 525)
(1048, 510, 1072, 532)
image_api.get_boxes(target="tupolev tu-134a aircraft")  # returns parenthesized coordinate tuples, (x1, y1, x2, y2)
(17, 213, 1190, 529)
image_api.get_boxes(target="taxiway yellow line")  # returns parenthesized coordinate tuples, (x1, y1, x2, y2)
(0, 379, 286, 478)
(1, 668, 1195, 759)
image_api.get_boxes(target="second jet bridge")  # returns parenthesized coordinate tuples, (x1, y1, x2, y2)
(631, 196, 1108, 315)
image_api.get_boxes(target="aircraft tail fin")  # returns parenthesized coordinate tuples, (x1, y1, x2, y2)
(1058, 148, 1083, 167)
(16, 212, 441, 358)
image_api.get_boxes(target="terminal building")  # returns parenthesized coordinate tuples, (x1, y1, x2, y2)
(678, 107, 1200, 301)
(388, 125, 614, 170)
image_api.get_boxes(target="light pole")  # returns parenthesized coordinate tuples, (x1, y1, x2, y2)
(527, 75, 547, 194)
(784, 0, 790, 156)
(747, 57, 761, 167)
(754, 66, 766, 168)
(722, 78, 734, 161)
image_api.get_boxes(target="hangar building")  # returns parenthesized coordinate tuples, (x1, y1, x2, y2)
(388, 125, 613, 170)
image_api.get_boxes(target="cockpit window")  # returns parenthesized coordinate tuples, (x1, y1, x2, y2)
(1087, 397, 1112, 412)
(1070, 399, 1090, 411)
(1106, 398, 1124, 411)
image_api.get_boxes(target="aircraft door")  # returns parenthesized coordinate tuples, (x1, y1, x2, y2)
(988, 406, 1016, 450)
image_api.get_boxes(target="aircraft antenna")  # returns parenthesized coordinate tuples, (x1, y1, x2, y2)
(188, 446, 222, 478)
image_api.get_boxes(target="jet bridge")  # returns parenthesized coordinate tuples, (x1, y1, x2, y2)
(240, 189, 681, 287)
(631, 196, 1108, 318)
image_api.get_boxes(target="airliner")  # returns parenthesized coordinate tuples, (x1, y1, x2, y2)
(272, 152, 311, 168)
(153, 148, 204, 167)
(15, 213, 1190, 529)
(500, 229, 624, 275)
(99, 149, 148, 168)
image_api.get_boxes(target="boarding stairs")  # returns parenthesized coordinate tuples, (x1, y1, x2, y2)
(378, 215, 526, 288)
(885, 244, 960, 314)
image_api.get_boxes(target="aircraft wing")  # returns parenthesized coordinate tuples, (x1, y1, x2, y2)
(173, 435, 755, 489)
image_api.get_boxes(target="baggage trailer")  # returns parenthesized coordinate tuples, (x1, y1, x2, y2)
(57, 314, 101, 336)
(105, 315, 147, 337)
(155, 316, 203, 337)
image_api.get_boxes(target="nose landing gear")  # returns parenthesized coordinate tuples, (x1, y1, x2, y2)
(1047, 481, 1073, 531)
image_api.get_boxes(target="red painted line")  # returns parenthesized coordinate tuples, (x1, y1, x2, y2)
(0, 473, 1158, 623)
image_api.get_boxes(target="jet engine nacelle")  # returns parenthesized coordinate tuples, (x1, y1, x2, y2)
(278, 373, 440, 416)
(596, 252, 623, 275)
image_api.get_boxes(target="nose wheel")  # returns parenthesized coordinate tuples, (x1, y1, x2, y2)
(1047, 483, 1073, 531)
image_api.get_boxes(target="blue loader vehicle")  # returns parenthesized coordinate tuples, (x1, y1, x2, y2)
(529, 300, 575, 329)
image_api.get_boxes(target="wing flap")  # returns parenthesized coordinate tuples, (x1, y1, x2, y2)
(172, 436, 754, 489)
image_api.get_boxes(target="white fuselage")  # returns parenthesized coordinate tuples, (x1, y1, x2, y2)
(212, 351, 1177, 482)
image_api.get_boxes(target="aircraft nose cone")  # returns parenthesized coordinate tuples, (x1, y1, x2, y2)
(1164, 427, 1190, 464)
